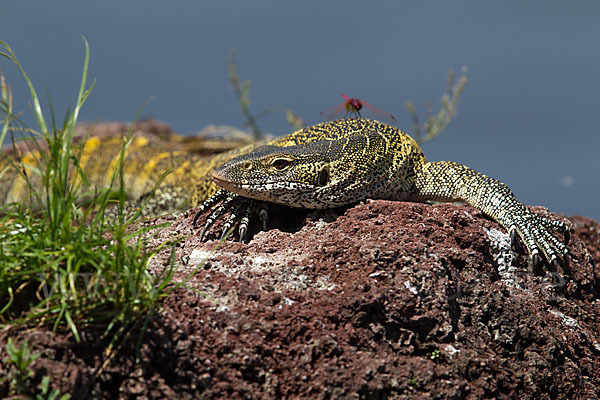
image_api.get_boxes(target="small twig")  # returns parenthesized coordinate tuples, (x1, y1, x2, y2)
(228, 49, 263, 140)
(405, 67, 468, 144)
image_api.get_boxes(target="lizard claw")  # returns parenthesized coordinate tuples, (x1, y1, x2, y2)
(193, 190, 270, 241)
(550, 257, 559, 272)
(259, 208, 268, 231)
(506, 207, 569, 268)
(509, 228, 518, 252)
(238, 204, 252, 242)
(199, 221, 211, 242)
(530, 252, 541, 270)
(220, 200, 248, 240)
(196, 191, 239, 240)
(563, 227, 571, 245)
(193, 189, 228, 227)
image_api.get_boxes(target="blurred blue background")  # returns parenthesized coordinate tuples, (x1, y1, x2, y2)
(2, 1, 599, 219)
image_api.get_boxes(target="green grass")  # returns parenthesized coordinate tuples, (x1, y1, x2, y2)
(2, 338, 70, 399)
(2, 338, 40, 395)
(0, 38, 179, 351)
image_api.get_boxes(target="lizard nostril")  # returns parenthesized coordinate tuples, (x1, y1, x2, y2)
(242, 161, 253, 171)
(317, 166, 330, 186)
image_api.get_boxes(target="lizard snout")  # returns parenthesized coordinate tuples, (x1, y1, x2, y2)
(212, 169, 226, 183)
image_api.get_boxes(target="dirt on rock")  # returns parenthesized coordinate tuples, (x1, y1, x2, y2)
(1, 122, 599, 399)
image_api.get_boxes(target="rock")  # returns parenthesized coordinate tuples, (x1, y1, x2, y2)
(2, 200, 598, 398)
(134, 200, 599, 399)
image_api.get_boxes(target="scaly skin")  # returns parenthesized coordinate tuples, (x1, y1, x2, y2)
(0, 129, 259, 215)
(211, 118, 569, 266)
(1, 119, 569, 266)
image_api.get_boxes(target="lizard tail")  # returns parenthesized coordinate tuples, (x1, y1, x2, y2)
(0, 149, 44, 209)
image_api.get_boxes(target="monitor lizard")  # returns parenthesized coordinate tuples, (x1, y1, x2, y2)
(198, 118, 569, 268)
(1, 118, 569, 267)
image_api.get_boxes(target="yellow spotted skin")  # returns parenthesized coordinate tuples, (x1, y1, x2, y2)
(1, 118, 568, 265)
(214, 118, 569, 266)
(0, 130, 260, 215)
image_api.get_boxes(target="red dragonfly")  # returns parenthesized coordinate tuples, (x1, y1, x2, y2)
(320, 93, 396, 125)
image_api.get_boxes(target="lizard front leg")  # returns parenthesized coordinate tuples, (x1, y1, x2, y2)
(411, 161, 570, 267)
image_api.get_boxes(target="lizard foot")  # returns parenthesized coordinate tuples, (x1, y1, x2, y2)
(506, 207, 570, 269)
(193, 189, 268, 242)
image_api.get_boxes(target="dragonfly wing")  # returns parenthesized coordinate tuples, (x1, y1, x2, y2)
(361, 99, 397, 125)
(320, 102, 347, 120)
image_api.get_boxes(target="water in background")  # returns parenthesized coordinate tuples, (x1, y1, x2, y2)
(1, 0, 598, 219)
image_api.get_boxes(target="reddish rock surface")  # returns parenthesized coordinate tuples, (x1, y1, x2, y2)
(1, 200, 599, 399)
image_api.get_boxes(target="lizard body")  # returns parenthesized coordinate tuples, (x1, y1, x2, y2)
(1, 127, 257, 214)
(1, 119, 568, 266)
(210, 118, 568, 265)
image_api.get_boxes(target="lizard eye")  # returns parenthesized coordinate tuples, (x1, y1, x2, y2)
(317, 166, 330, 186)
(271, 158, 292, 171)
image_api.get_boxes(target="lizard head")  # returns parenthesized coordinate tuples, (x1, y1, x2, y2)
(212, 143, 335, 208)
(212, 131, 392, 209)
